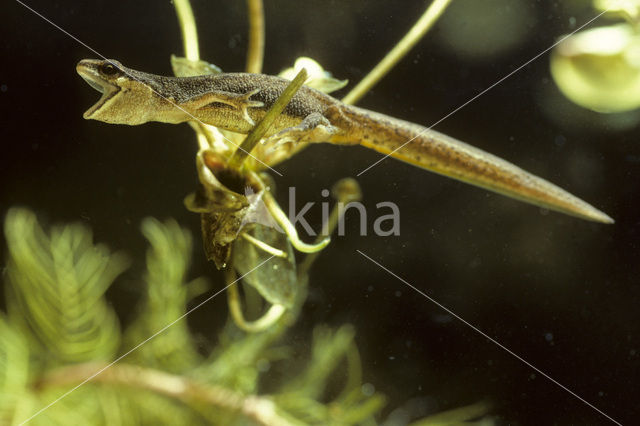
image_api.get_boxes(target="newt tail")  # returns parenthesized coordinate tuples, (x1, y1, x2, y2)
(326, 104, 613, 224)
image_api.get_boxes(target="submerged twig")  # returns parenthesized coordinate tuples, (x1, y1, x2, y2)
(341, 0, 453, 105)
(37, 362, 296, 426)
(246, 0, 265, 73)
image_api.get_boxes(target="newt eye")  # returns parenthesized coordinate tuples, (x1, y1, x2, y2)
(100, 62, 121, 77)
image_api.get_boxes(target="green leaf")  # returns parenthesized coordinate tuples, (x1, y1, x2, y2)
(232, 225, 297, 308)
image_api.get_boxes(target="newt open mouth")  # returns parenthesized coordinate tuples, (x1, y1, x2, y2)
(76, 59, 122, 119)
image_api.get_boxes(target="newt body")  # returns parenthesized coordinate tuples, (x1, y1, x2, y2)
(77, 59, 613, 224)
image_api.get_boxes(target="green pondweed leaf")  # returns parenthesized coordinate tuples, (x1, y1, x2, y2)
(232, 224, 297, 308)
(171, 54, 222, 77)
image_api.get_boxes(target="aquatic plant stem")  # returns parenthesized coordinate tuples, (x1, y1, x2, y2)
(341, 0, 453, 105)
(226, 268, 287, 333)
(408, 400, 492, 426)
(246, 0, 265, 73)
(241, 232, 288, 258)
(298, 178, 362, 277)
(173, 0, 200, 61)
(37, 362, 296, 426)
(227, 68, 308, 171)
(174, 0, 212, 151)
(262, 189, 330, 253)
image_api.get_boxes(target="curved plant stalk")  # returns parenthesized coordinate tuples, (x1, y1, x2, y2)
(37, 362, 297, 426)
(242, 232, 288, 258)
(246, 0, 265, 73)
(298, 178, 362, 277)
(174, 0, 212, 155)
(226, 268, 287, 333)
(341, 0, 453, 105)
(173, 0, 200, 61)
(228, 180, 359, 333)
(261, 189, 330, 253)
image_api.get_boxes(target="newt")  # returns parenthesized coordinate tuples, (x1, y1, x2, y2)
(76, 58, 613, 224)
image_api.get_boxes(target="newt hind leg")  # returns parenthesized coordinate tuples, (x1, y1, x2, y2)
(264, 112, 339, 147)
(252, 112, 340, 167)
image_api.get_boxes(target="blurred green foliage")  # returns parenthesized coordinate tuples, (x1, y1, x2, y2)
(551, 0, 640, 112)
(0, 209, 491, 425)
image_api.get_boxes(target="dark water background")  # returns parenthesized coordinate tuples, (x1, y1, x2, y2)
(2, 1, 639, 424)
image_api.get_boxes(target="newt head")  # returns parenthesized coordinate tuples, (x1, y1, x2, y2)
(77, 59, 159, 125)
(76, 59, 125, 120)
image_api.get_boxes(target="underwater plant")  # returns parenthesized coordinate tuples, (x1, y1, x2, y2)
(0, 208, 493, 425)
(551, 0, 640, 113)
(1, 0, 496, 424)
(2, 0, 632, 426)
